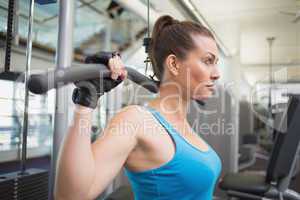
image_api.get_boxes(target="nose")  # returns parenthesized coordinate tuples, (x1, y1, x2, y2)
(210, 65, 220, 81)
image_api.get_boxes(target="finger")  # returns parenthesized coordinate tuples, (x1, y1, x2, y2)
(115, 56, 126, 78)
(108, 58, 119, 80)
(110, 58, 119, 80)
(114, 56, 123, 76)
(119, 61, 127, 80)
(120, 69, 128, 80)
(108, 57, 114, 70)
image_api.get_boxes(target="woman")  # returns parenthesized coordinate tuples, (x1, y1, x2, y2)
(55, 15, 221, 200)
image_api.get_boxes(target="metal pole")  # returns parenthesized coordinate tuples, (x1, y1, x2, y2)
(20, 0, 35, 173)
(13, 0, 20, 46)
(103, 20, 115, 197)
(267, 37, 275, 133)
(48, 1, 74, 199)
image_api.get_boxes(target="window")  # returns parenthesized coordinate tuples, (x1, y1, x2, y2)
(0, 79, 54, 162)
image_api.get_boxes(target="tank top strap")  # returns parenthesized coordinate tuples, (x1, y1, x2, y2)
(143, 106, 178, 135)
(143, 105, 186, 157)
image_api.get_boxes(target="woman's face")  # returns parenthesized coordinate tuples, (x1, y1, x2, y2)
(172, 35, 220, 101)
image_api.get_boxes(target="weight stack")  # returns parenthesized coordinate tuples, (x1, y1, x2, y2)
(0, 168, 49, 200)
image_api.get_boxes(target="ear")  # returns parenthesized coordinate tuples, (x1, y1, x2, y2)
(166, 54, 179, 76)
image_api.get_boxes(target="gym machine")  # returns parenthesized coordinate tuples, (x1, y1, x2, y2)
(0, 0, 50, 200)
(219, 94, 300, 200)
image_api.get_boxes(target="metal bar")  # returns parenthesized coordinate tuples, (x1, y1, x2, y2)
(227, 190, 264, 200)
(40, 14, 59, 23)
(147, 0, 150, 38)
(24, 64, 200, 107)
(13, 0, 19, 46)
(20, 0, 35, 173)
(79, 0, 105, 15)
(48, 1, 75, 199)
(267, 37, 275, 133)
(27, 64, 159, 94)
(78, 0, 98, 8)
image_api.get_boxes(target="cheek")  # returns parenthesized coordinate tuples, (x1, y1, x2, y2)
(189, 63, 214, 99)
(177, 63, 210, 95)
(189, 63, 211, 90)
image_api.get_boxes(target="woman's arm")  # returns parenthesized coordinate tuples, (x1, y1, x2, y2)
(54, 105, 95, 200)
(54, 105, 142, 200)
(55, 53, 134, 200)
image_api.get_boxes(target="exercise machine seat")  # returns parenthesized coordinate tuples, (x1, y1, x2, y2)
(219, 173, 270, 195)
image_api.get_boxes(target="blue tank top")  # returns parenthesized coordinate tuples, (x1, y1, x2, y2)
(124, 106, 222, 200)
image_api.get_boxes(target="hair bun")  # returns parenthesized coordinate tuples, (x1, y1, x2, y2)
(153, 15, 178, 35)
(150, 15, 179, 80)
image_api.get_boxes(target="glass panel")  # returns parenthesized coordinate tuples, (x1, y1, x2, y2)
(0, 0, 59, 48)
(0, 79, 53, 156)
(75, 0, 146, 52)
(0, 0, 147, 51)
(0, 0, 149, 155)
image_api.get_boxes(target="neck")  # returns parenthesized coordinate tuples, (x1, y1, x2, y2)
(149, 82, 189, 118)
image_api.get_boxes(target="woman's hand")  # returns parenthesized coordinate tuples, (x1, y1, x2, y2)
(72, 52, 128, 109)
(108, 54, 128, 80)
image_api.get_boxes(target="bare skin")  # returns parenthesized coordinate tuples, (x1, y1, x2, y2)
(126, 35, 220, 172)
(55, 35, 220, 200)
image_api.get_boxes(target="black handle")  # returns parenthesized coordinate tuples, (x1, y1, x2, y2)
(28, 64, 159, 94)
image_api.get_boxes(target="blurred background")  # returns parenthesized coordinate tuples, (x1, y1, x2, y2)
(0, 0, 299, 199)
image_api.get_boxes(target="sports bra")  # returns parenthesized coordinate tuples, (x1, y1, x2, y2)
(124, 106, 222, 200)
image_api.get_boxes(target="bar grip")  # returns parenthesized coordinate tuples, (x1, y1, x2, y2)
(28, 64, 159, 94)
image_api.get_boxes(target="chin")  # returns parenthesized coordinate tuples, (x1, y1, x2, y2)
(191, 94, 210, 101)
(192, 90, 215, 100)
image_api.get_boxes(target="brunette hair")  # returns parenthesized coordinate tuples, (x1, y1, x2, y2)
(150, 15, 215, 82)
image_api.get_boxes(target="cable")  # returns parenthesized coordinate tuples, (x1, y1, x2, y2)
(20, 0, 35, 174)
(147, 0, 150, 38)
(144, 0, 151, 75)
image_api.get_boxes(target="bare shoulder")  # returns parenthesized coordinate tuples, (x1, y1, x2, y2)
(106, 105, 148, 136)
(92, 105, 148, 154)
(115, 105, 146, 120)
(111, 105, 147, 123)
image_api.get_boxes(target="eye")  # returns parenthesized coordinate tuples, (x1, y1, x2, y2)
(204, 58, 213, 65)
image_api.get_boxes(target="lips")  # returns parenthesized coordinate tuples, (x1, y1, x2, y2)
(205, 81, 215, 87)
(206, 84, 215, 88)
(206, 85, 215, 92)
